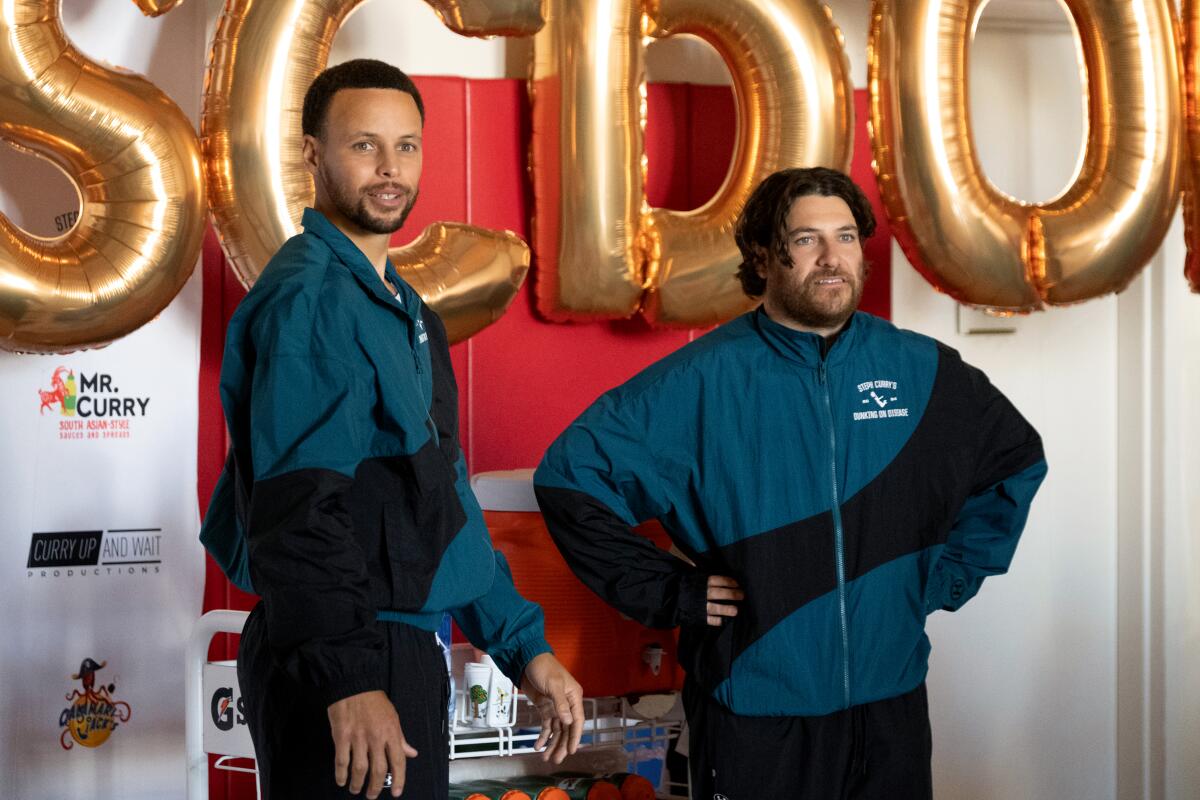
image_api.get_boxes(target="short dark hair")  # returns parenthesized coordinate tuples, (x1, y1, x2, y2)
(734, 167, 876, 297)
(302, 59, 425, 139)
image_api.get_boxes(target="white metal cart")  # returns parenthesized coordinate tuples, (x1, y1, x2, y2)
(185, 610, 689, 798)
(185, 609, 258, 800)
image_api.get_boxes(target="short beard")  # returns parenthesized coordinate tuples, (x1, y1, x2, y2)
(772, 268, 864, 331)
(324, 167, 418, 235)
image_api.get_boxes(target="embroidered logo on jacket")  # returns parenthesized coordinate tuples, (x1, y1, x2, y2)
(853, 379, 909, 421)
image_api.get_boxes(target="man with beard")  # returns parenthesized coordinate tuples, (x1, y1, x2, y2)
(533, 168, 1047, 798)
(201, 60, 582, 800)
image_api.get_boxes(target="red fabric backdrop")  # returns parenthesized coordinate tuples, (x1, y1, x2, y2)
(196, 80, 890, 798)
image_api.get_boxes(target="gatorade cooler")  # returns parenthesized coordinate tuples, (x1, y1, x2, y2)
(472, 470, 685, 697)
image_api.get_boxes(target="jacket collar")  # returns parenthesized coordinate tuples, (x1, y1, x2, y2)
(753, 306, 860, 368)
(301, 207, 422, 320)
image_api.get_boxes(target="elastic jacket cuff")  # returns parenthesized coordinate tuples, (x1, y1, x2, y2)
(318, 671, 389, 708)
(924, 565, 970, 614)
(492, 637, 554, 687)
(677, 572, 711, 627)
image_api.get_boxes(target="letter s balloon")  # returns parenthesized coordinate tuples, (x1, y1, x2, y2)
(0, 0, 206, 353)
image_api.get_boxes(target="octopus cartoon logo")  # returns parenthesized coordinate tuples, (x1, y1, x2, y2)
(59, 658, 131, 749)
(38, 366, 77, 416)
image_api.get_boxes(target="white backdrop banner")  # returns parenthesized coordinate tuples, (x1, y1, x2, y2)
(0, 269, 205, 798)
(0, 3, 206, 795)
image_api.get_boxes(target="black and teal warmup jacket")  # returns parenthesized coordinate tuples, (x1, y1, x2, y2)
(534, 309, 1046, 717)
(200, 208, 550, 705)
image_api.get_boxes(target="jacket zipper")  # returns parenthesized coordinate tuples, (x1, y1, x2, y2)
(818, 360, 851, 708)
(393, 284, 424, 378)
(403, 306, 435, 445)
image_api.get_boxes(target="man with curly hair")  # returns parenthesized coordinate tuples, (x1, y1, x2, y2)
(535, 167, 1047, 798)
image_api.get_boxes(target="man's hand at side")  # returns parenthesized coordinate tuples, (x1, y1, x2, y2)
(520, 653, 585, 764)
(327, 690, 418, 799)
(706, 575, 744, 626)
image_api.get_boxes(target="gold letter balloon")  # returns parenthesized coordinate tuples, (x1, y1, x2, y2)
(202, 0, 542, 344)
(640, 0, 853, 327)
(529, 0, 646, 322)
(870, 0, 1182, 312)
(531, 0, 853, 326)
(0, 0, 206, 353)
(1183, 0, 1200, 293)
(131, 0, 186, 15)
(5, 0, 1197, 355)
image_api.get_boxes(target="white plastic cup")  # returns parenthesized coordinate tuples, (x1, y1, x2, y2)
(462, 657, 514, 728)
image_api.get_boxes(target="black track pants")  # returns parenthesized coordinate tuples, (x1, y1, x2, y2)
(684, 680, 933, 800)
(239, 603, 451, 799)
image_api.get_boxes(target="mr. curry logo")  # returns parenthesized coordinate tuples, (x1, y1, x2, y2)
(59, 658, 131, 750)
(38, 367, 149, 418)
(38, 366, 151, 441)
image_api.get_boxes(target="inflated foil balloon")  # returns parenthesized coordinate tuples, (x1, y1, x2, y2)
(1182, 0, 1200, 293)
(201, 0, 542, 344)
(391, 222, 529, 343)
(640, 0, 854, 327)
(530, 0, 853, 326)
(529, 0, 646, 322)
(870, 0, 1182, 312)
(0, 0, 206, 353)
(132, 0, 187, 16)
(425, 0, 544, 36)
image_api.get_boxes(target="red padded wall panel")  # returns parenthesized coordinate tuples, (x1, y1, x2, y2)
(465, 298, 695, 473)
(645, 82, 694, 211)
(396, 77, 469, 244)
(457, 79, 535, 466)
(687, 84, 738, 208)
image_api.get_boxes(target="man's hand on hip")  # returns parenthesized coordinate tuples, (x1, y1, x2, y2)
(327, 689, 417, 799)
(706, 575, 744, 626)
(520, 652, 585, 764)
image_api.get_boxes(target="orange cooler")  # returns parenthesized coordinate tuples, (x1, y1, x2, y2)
(473, 470, 685, 697)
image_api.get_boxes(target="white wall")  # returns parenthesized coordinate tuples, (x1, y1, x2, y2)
(1157, 212, 1200, 800)
(900, 14, 1121, 796)
(924, 10, 1118, 799)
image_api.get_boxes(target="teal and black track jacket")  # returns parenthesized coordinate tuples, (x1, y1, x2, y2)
(200, 209, 550, 705)
(534, 309, 1046, 717)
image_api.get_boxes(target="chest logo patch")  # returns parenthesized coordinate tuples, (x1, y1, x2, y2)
(853, 379, 909, 421)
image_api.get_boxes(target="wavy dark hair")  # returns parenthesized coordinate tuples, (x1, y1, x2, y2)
(302, 59, 425, 139)
(734, 167, 876, 297)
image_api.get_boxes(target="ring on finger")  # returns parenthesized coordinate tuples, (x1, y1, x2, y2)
(383, 773, 393, 788)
